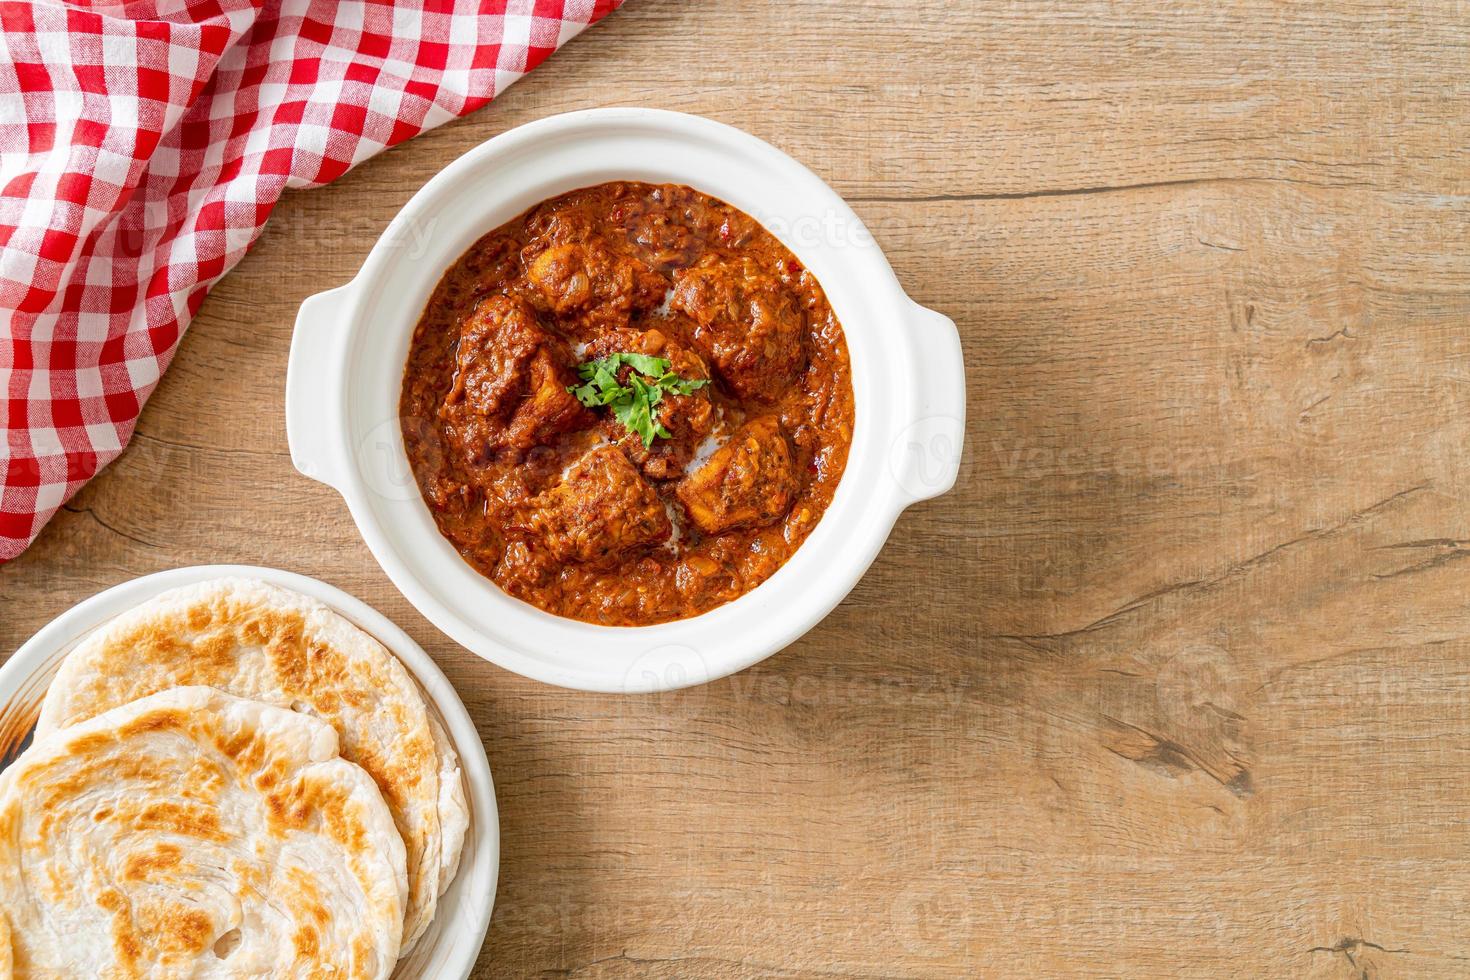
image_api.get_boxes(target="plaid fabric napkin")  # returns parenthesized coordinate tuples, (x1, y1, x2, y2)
(0, 0, 621, 562)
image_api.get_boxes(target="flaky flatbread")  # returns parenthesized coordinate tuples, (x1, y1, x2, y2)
(0, 686, 406, 978)
(0, 908, 12, 980)
(35, 578, 468, 952)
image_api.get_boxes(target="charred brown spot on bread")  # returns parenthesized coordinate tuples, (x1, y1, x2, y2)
(286, 866, 333, 929)
(53, 730, 114, 761)
(121, 800, 228, 842)
(252, 757, 286, 791)
(265, 778, 365, 853)
(256, 614, 311, 684)
(96, 888, 144, 973)
(192, 629, 234, 670)
(354, 745, 410, 808)
(43, 862, 71, 903)
(235, 600, 306, 656)
(122, 842, 183, 882)
(209, 725, 269, 776)
(135, 622, 229, 676)
(350, 933, 376, 978)
(117, 707, 189, 738)
(184, 603, 211, 631)
(232, 856, 267, 892)
(265, 783, 306, 833)
(324, 791, 367, 851)
(143, 901, 213, 955)
(182, 756, 227, 801)
(292, 924, 321, 961)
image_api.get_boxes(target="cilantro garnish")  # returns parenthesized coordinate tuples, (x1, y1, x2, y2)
(568, 353, 709, 448)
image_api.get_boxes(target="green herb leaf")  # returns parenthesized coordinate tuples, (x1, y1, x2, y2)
(619, 352, 670, 377)
(566, 352, 710, 448)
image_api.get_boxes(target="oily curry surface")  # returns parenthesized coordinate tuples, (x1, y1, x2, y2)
(401, 182, 854, 625)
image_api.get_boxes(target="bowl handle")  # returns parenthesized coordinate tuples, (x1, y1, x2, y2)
(890, 299, 967, 505)
(285, 284, 354, 491)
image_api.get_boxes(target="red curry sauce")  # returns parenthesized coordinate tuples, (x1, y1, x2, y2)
(400, 182, 854, 625)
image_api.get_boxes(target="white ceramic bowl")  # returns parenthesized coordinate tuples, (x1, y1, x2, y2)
(0, 565, 498, 980)
(286, 107, 965, 693)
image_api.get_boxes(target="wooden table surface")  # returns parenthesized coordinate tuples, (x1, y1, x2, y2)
(4, 2, 1469, 976)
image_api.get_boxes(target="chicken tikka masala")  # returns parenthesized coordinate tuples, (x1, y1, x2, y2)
(400, 182, 854, 625)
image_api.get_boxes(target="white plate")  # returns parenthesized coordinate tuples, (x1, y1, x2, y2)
(286, 107, 967, 692)
(0, 564, 498, 980)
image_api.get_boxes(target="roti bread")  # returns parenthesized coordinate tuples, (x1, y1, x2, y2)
(35, 577, 468, 952)
(0, 908, 12, 980)
(0, 686, 406, 978)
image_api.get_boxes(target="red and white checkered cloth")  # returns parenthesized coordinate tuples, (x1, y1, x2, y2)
(0, 0, 622, 562)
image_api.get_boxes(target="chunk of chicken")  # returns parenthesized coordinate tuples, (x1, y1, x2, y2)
(501, 348, 588, 451)
(447, 294, 544, 417)
(521, 195, 598, 246)
(441, 295, 589, 454)
(525, 240, 666, 335)
(676, 416, 798, 536)
(525, 446, 672, 566)
(669, 256, 806, 401)
(583, 327, 715, 480)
